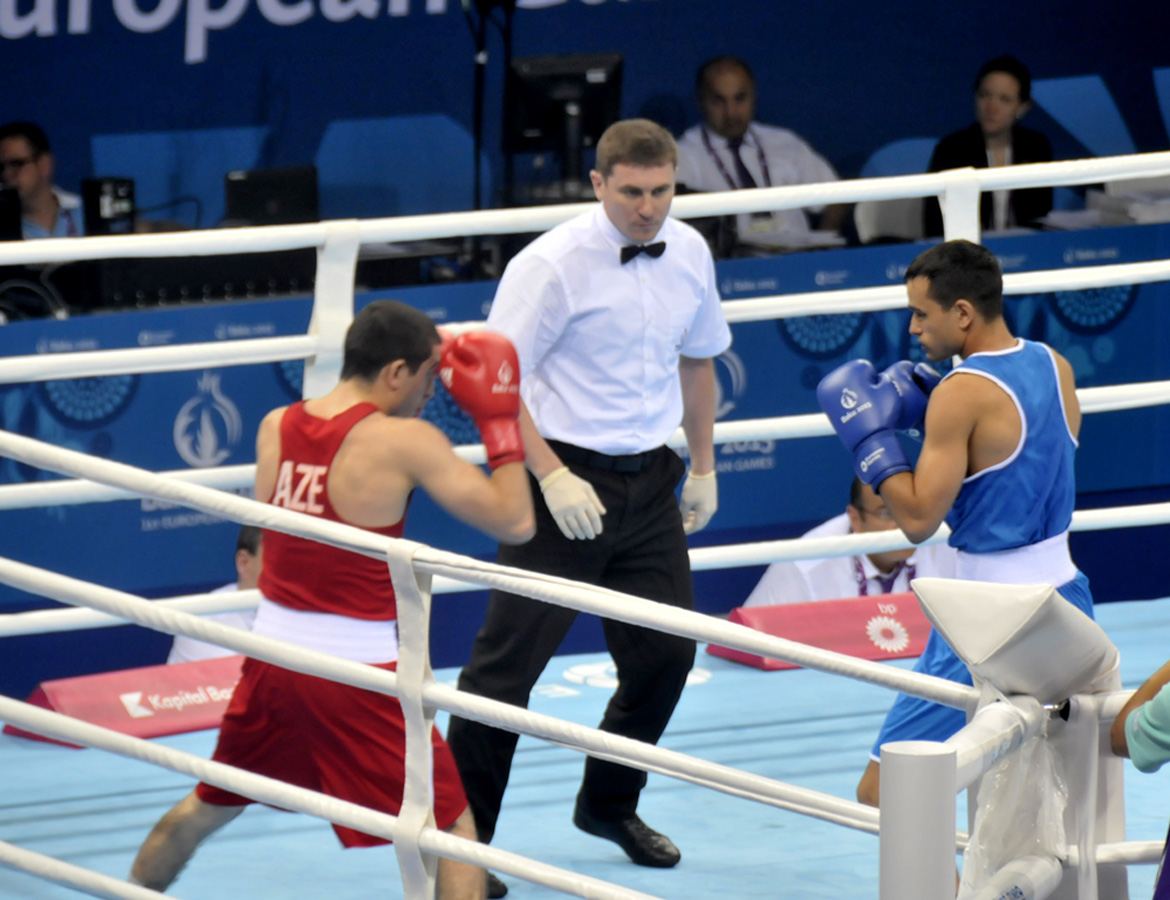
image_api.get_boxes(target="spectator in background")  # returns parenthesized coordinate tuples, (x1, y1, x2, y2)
(167, 526, 261, 665)
(743, 477, 956, 608)
(0, 121, 83, 239)
(924, 56, 1053, 236)
(675, 56, 848, 252)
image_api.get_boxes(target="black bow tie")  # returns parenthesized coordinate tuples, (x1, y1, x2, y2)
(620, 242, 666, 264)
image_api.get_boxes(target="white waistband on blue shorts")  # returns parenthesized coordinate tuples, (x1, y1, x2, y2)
(954, 532, 1077, 588)
(252, 596, 399, 664)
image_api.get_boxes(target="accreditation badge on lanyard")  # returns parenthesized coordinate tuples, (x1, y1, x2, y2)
(700, 127, 775, 230)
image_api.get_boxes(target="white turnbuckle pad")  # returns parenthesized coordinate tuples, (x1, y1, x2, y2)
(910, 577, 1118, 702)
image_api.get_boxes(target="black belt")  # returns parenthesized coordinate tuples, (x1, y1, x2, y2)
(549, 440, 663, 474)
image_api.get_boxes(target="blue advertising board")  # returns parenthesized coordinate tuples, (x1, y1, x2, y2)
(1, 222, 1168, 693)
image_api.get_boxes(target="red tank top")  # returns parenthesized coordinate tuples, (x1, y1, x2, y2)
(258, 401, 405, 621)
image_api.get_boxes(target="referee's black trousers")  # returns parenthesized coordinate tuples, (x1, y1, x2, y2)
(447, 445, 696, 842)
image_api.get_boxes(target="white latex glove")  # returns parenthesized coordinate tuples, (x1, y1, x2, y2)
(539, 466, 606, 540)
(679, 469, 717, 535)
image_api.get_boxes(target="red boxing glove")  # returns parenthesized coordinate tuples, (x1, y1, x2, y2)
(440, 332, 525, 469)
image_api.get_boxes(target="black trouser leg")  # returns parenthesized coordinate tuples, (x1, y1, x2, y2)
(578, 451, 695, 820)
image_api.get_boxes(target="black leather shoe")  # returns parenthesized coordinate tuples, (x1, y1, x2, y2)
(572, 804, 681, 868)
(486, 871, 508, 899)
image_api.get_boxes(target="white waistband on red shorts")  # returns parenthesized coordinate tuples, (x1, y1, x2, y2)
(252, 596, 399, 664)
(954, 531, 1077, 588)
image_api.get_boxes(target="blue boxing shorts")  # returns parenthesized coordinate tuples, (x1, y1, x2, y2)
(869, 571, 1094, 761)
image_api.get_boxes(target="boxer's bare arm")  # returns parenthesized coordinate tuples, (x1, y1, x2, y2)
(679, 356, 717, 475)
(253, 406, 288, 504)
(401, 418, 534, 543)
(1055, 351, 1082, 439)
(518, 401, 563, 482)
(332, 416, 534, 545)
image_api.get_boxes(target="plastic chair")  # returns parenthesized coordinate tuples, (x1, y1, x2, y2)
(853, 138, 937, 244)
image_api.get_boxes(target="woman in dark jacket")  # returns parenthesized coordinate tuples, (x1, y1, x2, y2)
(924, 56, 1053, 236)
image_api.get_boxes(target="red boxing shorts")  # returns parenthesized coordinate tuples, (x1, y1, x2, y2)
(195, 658, 468, 847)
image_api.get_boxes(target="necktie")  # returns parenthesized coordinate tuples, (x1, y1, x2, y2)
(620, 241, 666, 264)
(726, 137, 758, 189)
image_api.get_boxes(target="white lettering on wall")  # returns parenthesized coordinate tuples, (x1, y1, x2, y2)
(320, 0, 376, 22)
(0, 0, 56, 38)
(388, 0, 445, 16)
(257, 0, 313, 26)
(6, 0, 643, 64)
(67, 0, 89, 31)
(185, 0, 247, 63)
(113, 0, 181, 33)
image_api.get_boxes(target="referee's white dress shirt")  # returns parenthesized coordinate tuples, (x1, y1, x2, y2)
(486, 204, 731, 456)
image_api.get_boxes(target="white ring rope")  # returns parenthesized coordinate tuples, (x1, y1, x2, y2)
(0, 335, 318, 383)
(0, 838, 172, 900)
(0, 552, 882, 839)
(0, 257, 1168, 387)
(0, 374, 1167, 513)
(1, 151, 1168, 270)
(0, 587, 262, 637)
(3, 152, 1170, 898)
(0, 427, 976, 714)
(720, 258, 1170, 323)
(0, 696, 663, 900)
(9, 489, 1170, 641)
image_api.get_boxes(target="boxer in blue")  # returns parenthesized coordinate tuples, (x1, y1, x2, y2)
(816, 239, 1093, 809)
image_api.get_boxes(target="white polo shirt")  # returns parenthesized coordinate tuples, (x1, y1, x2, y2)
(486, 205, 731, 455)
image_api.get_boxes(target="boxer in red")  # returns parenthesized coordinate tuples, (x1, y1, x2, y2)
(129, 300, 534, 900)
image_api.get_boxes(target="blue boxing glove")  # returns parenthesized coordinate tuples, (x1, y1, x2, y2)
(882, 361, 942, 437)
(816, 359, 911, 489)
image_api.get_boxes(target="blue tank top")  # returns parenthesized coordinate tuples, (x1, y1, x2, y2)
(944, 340, 1077, 553)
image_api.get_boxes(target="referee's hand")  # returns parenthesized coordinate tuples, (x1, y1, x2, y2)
(539, 467, 606, 540)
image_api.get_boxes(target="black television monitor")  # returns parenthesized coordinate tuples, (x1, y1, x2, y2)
(223, 164, 319, 227)
(505, 53, 623, 189)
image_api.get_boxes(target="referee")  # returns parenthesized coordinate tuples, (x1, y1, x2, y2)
(447, 119, 732, 895)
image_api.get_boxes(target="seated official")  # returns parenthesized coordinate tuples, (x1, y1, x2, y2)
(743, 477, 957, 608)
(167, 526, 261, 665)
(924, 56, 1053, 236)
(675, 55, 847, 253)
(0, 121, 83, 239)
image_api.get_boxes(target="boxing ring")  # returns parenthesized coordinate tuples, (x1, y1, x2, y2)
(3, 152, 1170, 900)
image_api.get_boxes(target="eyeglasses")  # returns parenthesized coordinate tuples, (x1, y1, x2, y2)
(0, 157, 35, 174)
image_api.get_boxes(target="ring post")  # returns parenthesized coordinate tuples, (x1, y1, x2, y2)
(880, 740, 957, 900)
(389, 545, 440, 900)
(941, 168, 982, 243)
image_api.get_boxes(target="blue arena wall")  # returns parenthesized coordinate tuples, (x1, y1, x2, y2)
(2, 0, 1170, 696)
(2, 0, 1168, 225)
